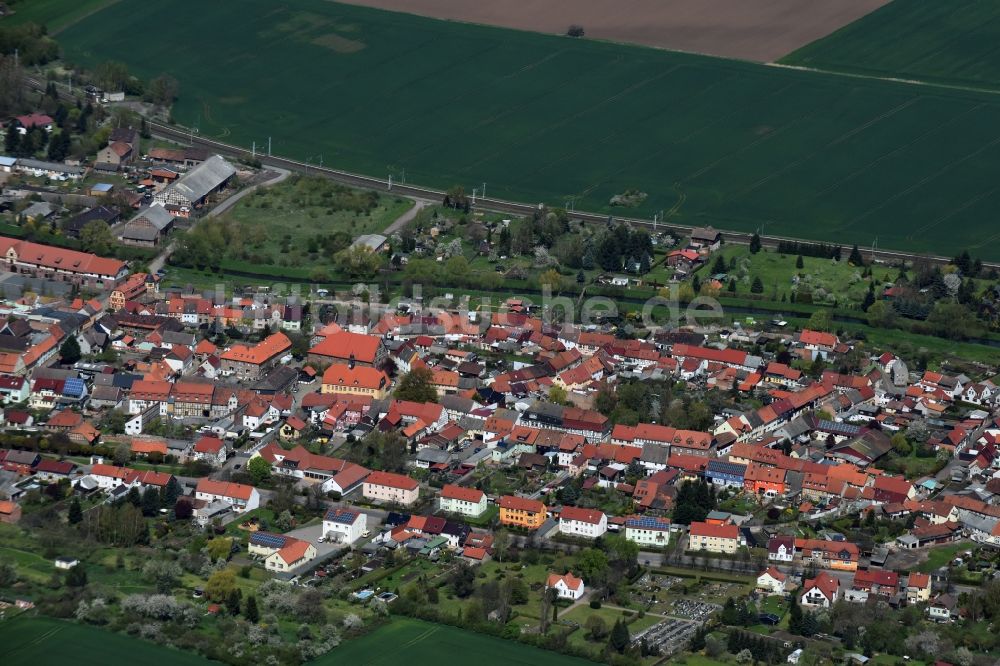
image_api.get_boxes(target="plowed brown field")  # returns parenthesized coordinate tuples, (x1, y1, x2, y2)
(336, 0, 889, 61)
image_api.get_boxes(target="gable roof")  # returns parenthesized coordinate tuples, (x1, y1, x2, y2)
(560, 506, 605, 525)
(364, 470, 418, 491)
(689, 521, 738, 540)
(196, 478, 255, 500)
(546, 572, 583, 591)
(441, 484, 485, 504)
(499, 495, 545, 513)
(309, 331, 382, 363)
(803, 571, 840, 600)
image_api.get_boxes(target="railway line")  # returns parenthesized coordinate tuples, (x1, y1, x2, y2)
(21, 75, 976, 268)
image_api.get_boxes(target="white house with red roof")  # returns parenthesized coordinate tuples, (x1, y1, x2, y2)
(265, 538, 317, 573)
(439, 484, 488, 517)
(801, 571, 840, 608)
(558, 506, 607, 539)
(85, 463, 173, 493)
(546, 572, 585, 600)
(195, 479, 259, 512)
(756, 567, 788, 596)
(797, 329, 840, 358)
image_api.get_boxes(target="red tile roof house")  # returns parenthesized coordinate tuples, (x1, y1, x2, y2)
(307, 331, 387, 368)
(852, 569, 899, 597)
(439, 484, 488, 518)
(362, 470, 419, 506)
(33, 458, 76, 482)
(265, 538, 317, 573)
(558, 506, 608, 539)
(219, 332, 292, 381)
(801, 571, 840, 608)
(756, 567, 788, 595)
(546, 572, 585, 600)
(195, 479, 260, 513)
(687, 521, 741, 554)
(0, 499, 22, 524)
(190, 435, 227, 465)
(0, 237, 128, 289)
(85, 463, 173, 493)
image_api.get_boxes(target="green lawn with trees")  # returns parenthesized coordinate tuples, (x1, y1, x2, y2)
(170, 175, 411, 281)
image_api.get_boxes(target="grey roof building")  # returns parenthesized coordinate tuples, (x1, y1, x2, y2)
(153, 155, 236, 208)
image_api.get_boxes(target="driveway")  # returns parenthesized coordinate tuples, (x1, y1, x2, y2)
(383, 197, 432, 235)
(285, 522, 344, 560)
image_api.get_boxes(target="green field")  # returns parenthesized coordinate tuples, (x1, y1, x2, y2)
(0, 616, 216, 665)
(48, 0, 1000, 260)
(4, 0, 120, 33)
(0, 614, 591, 665)
(783, 0, 1000, 89)
(324, 617, 589, 665)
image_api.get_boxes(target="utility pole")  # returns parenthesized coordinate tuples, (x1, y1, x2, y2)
(472, 188, 478, 205)
(388, 175, 392, 191)
(267, 137, 271, 157)
(401, 168, 405, 183)
(482, 182, 487, 199)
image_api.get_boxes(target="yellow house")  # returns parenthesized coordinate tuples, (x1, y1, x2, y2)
(687, 521, 740, 554)
(321, 364, 390, 399)
(499, 495, 547, 530)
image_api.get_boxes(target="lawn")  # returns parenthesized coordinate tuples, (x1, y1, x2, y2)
(220, 175, 413, 266)
(0, 545, 53, 584)
(561, 605, 660, 651)
(917, 541, 972, 573)
(54, 0, 1000, 259)
(321, 616, 590, 665)
(782, 0, 1000, 90)
(706, 245, 871, 307)
(0, 616, 215, 666)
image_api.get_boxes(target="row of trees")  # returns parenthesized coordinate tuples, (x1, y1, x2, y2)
(773, 239, 845, 261)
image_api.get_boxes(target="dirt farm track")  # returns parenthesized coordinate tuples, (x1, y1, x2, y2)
(339, 0, 890, 62)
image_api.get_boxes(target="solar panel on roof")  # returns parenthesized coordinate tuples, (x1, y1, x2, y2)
(250, 532, 288, 548)
(626, 516, 670, 529)
(324, 508, 359, 524)
(64, 378, 86, 397)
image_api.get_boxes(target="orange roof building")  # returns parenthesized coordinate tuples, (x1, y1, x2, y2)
(219, 332, 291, 380)
(308, 331, 386, 367)
(0, 236, 127, 287)
(321, 364, 390, 398)
(688, 521, 740, 554)
(499, 495, 547, 530)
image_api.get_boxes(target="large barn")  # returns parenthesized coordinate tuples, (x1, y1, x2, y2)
(153, 155, 236, 209)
